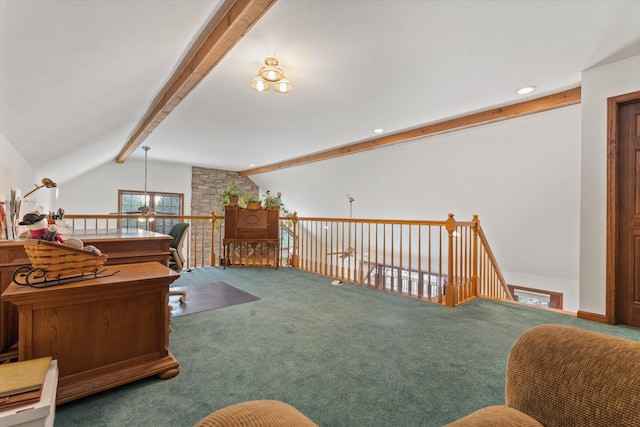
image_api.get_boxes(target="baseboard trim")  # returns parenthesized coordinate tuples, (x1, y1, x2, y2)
(576, 310, 609, 324)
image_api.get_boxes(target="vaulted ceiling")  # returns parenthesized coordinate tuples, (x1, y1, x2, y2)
(2, 0, 639, 184)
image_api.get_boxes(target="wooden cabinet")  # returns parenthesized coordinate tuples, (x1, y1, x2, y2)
(224, 205, 279, 240)
(0, 231, 171, 355)
(223, 206, 279, 267)
(1, 262, 180, 404)
(0, 243, 30, 355)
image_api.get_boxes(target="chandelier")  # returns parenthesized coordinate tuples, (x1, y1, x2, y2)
(250, 57, 293, 93)
(138, 145, 155, 222)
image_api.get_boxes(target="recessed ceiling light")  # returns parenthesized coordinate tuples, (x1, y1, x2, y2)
(516, 86, 536, 95)
(249, 163, 255, 167)
(373, 128, 384, 133)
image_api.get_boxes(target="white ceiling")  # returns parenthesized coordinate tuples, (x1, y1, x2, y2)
(2, 0, 639, 183)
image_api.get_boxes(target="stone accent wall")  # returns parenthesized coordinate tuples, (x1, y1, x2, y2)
(191, 167, 258, 216)
(191, 167, 258, 265)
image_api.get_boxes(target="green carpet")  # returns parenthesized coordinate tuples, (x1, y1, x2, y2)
(54, 267, 639, 426)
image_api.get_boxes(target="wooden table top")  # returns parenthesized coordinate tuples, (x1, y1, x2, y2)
(0, 230, 171, 246)
(63, 229, 171, 242)
(1, 262, 179, 301)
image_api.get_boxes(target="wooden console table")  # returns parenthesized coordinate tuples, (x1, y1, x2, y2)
(0, 230, 171, 355)
(1, 262, 180, 404)
(223, 206, 279, 268)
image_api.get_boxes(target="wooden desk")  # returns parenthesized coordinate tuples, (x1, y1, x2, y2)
(62, 230, 172, 265)
(0, 230, 171, 355)
(1, 262, 180, 404)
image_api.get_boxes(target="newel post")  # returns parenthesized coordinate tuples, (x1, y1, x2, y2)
(211, 211, 217, 266)
(291, 213, 299, 268)
(471, 214, 479, 297)
(445, 213, 457, 307)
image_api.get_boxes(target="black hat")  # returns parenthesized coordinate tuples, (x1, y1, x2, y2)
(19, 212, 46, 225)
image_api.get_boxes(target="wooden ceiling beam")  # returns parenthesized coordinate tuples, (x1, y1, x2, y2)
(116, 0, 276, 163)
(240, 87, 581, 176)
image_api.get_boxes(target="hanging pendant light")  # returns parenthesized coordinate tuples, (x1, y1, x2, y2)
(139, 146, 155, 222)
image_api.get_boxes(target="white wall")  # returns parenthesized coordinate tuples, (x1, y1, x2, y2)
(579, 54, 640, 316)
(253, 105, 582, 311)
(55, 158, 193, 215)
(1, 133, 36, 204)
(0, 134, 61, 225)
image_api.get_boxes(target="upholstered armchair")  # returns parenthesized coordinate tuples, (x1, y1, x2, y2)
(445, 324, 640, 426)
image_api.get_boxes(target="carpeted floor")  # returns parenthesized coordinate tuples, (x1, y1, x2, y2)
(54, 267, 640, 427)
(169, 282, 260, 317)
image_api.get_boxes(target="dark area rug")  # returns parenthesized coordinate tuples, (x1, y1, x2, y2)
(169, 281, 260, 317)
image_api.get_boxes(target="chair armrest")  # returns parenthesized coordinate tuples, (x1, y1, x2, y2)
(195, 400, 318, 427)
(443, 405, 542, 427)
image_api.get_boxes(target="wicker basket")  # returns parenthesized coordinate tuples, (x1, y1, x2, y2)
(23, 239, 108, 280)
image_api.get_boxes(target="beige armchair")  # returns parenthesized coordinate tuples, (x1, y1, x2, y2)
(445, 324, 640, 426)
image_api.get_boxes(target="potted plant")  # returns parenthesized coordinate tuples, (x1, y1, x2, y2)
(262, 190, 281, 210)
(218, 185, 240, 206)
(240, 194, 262, 210)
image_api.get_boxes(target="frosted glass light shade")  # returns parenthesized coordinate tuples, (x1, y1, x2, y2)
(250, 76, 271, 92)
(259, 57, 284, 82)
(272, 78, 293, 94)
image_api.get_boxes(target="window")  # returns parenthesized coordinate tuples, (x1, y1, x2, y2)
(507, 285, 563, 310)
(118, 190, 184, 233)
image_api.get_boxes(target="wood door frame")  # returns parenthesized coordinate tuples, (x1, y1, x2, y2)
(606, 90, 640, 324)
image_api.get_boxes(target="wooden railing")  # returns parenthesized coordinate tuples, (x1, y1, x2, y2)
(289, 213, 513, 306)
(64, 212, 511, 306)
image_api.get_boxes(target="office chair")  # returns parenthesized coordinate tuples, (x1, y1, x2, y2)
(168, 222, 189, 303)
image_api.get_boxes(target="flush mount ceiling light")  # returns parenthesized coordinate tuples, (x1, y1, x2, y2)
(516, 85, 536, 95)
(250, 57, 293, 94)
